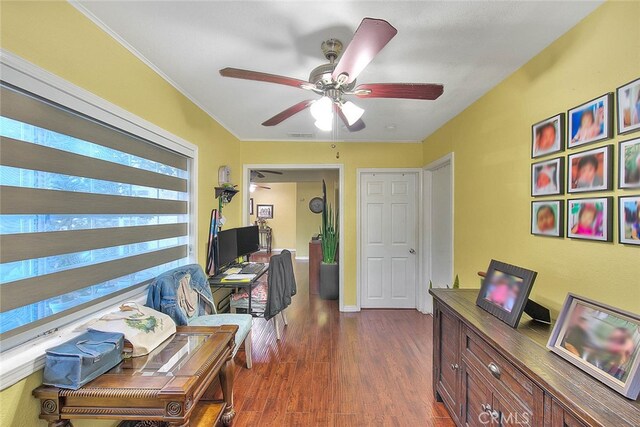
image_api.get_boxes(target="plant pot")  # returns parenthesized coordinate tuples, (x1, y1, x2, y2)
(319, 262, 339, 300)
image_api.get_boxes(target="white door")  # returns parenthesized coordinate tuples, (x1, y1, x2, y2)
(360, 172, 419, 308)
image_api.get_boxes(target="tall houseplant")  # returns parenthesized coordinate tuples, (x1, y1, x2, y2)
(319, 180, 339, 299)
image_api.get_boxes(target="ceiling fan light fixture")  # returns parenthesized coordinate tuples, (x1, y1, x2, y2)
(340, 101, 364, 126)
(314, 118, 333, 132)
(250, 183, 256, 193)
(310, 96, 333, 122)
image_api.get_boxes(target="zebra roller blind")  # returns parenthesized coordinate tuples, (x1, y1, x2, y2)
(0, 83, 192, 341)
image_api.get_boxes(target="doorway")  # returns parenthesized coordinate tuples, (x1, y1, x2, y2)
(358, 169, 422, 309)
(422, 153, 454, 314)
(242, 164, 346, 310)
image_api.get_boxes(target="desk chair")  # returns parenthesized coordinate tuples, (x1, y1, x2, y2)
(230, 251, 296, 340)
(147, 264, 253, 368)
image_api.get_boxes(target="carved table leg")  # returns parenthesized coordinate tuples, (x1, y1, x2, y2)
(219, 358, 235, 426)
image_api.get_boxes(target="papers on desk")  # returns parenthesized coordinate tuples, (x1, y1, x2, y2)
(224, 267, 242, 275)
(221, 273, 256, 282)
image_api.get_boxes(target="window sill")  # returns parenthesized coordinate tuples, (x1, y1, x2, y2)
(0, 293, 146, 391)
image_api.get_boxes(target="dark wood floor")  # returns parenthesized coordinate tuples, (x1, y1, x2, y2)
(229, 254, 454, 426)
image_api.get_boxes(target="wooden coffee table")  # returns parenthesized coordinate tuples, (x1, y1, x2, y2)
(33, 325, 238, 427)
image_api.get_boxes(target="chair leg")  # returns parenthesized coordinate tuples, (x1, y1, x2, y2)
(281, 310, 288, 326)
(244, 330, 252, 369)
(274, 316, 281, 340)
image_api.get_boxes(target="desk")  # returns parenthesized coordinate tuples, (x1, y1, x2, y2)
(208, 263, 269, 315)
(33, 325, 237, 427)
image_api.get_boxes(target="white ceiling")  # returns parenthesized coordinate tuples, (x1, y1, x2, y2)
(73, 1, 602, 143)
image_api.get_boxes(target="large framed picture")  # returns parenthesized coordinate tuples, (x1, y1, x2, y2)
(531, 200, 564, 237)
(568, 93, 613, 148)
(532, 113, 565, 158)
(531, 157, 564, 197)
(256, 204, 273, 219)
(617, 77, 640, 135)
(619, 196, 640, 245)
(619, 138, 640, 189)
(567, 197, 613, 242)
(547, 293, 640, 399)
(567, 145, 613, 193)
(475, 260, 538, 328)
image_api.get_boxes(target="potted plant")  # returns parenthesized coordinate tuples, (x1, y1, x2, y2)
(319, 181, 339, 300)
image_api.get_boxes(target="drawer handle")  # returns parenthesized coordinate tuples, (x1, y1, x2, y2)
(450, 363, 459, 370)
(487, 362, 501, 379)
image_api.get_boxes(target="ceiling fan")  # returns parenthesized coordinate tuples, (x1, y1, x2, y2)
(220, 17, 444, 132)
(249, 170, 283, 191)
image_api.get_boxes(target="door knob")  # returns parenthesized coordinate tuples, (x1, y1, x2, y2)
(409, 248, 416, 254)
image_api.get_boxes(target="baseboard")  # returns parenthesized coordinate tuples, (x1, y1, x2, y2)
(270, 248, 297, 253)
(295, 256, 309, 261)
(341, 305, 360, 312)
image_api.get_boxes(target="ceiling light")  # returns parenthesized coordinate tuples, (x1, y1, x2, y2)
(340, 101, 364, 126)
(250, 183, 256, 193)
(314, 118, 332, 132)
(310, 96, 333, 122)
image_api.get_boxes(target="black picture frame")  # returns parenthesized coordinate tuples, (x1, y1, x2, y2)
(531, 157, 564, 197)
(619, 195, 640, 246)
(618, 138, 640, 189)
(531, 113, 565, 158)
(475, 260, 538, 328)
(566, 196, 613, 242)
(249, 198, 254, 215)
(567, 145, 614, 194)
(256, 204, 273, 219)
(567, 93, 614, 149)
(617, 77, 640, 135)
(547, 293, 640, 399)
(531, 200, 564, 237)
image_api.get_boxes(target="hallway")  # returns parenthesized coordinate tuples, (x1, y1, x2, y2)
(230, 255, 454, 426)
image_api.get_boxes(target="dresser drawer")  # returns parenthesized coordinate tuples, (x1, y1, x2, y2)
(462, 326, 540, 413)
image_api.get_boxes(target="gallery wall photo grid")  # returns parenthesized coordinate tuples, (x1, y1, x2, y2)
(568, 93, 614, 149)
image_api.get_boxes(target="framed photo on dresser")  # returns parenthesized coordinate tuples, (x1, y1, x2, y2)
(548, 293, 640, 399)
(476, 260, 537, 328)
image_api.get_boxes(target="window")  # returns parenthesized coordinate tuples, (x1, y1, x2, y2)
(0, 83, 193, 348)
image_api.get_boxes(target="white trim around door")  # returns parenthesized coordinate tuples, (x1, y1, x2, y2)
(356, 168, 423, 310)
(242, 164, 346, 311)
(421, 153, 455, 314)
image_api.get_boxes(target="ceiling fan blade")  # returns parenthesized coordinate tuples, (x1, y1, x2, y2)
(336, 106, 366, 132)
(259, 185, 271, 190)
(332, 18, 397, 85)
(220, 67, 314, 91)
(353, 83, 444, 100)
(258, 170, 284, 175)
(262, 100, 315, 126)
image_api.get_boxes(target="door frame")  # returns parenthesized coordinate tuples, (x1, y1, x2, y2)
(356, 168, 424, 310)
(421, 153, 455, 314)
(242, 163, 346, 311)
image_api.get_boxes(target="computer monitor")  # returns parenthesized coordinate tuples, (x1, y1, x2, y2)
(236, 225, 260, 257)
(216, 228, 238, 270)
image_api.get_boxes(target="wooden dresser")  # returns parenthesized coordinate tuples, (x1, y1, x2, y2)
(430, 289, 640, 427)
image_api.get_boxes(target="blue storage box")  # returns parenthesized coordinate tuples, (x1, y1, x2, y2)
(43, 330, 124, 390)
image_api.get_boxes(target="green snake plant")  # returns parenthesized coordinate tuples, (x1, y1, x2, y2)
(320, 180, 338, 264)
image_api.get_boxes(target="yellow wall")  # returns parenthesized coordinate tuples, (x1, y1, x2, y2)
(296, 181, 324, 257)
(422, 1, 640, 314)
(0, 2, 242, 426)
(240, 141, 425, 305)
(249, 183, 297, 250)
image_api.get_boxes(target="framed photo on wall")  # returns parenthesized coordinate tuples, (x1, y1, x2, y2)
(475, 260, 538, 328)
(619, 138, 640, 189)
(617, 77, 640, 135)
(249, 198, 254, 215)
(619, 196, 640, 245)
(531, 200, 564, 237)
(532, 157, 564, 196)
(532, 113, 565, 158)
(568, 93, 613, 148)
(256, 204, 273, 219)
(567, 145, 613, 193)
(566, 197, 613, 242)
(547, 293, 640, 399)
